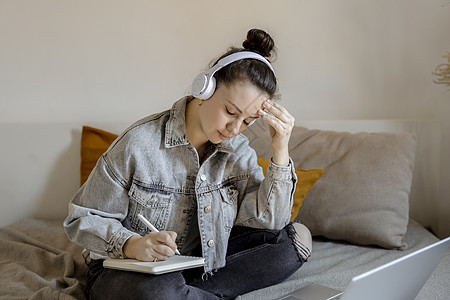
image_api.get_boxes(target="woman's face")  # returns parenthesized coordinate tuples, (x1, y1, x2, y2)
(198, 80, 269, 144)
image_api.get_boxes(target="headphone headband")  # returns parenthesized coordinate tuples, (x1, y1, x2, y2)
(214, 51, 274, 73)
(192, 51, 275, 100)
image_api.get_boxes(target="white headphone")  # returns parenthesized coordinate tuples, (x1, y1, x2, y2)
(192, 51, 275, 100)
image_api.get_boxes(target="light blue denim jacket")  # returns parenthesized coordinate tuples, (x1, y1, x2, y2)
(64, 96, 297, 273)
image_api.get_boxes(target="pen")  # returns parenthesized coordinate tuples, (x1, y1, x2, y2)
(137, 214, 181, 255)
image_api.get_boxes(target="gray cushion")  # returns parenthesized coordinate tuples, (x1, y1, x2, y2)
(244, 121, 417, 249)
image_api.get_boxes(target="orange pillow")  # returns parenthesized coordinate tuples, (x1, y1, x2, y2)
(257, 157, 323, 221)
(80, 126, 118, 186)
(80, 127, 323, 221)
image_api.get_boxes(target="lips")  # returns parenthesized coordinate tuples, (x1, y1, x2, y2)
(218, 131, 229, 140)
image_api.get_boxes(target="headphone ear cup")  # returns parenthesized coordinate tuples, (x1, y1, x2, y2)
(192, 73, 208, 99)
(192, 73, 216, 100)
(200, 76, 216, 100)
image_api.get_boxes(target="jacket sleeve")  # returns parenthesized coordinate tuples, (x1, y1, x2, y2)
(63, 146, 138, 259)
(233, 142, 297, 230)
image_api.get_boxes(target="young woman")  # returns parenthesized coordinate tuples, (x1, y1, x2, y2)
(64, 28, 312, 300)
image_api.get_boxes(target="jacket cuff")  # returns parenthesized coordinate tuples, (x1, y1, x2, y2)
(107, 228, 139, 259)
(267, 157, 297, 182)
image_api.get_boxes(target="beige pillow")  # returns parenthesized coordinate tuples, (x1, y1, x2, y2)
(244, 121, 417, 249)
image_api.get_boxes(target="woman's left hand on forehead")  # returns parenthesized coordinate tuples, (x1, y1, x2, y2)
(258, 99, 295, 153)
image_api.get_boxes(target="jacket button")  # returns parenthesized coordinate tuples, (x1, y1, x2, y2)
(204, 206, 211, 213)
(200, 174, 206, 181)
(207, 240, 214, 247)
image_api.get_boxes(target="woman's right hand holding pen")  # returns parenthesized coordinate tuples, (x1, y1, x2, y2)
(123, 231, 178, 261)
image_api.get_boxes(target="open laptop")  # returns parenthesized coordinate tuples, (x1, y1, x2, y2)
(278, 236, 450, 300)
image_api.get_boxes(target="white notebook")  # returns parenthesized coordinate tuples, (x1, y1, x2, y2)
(103, 255, 205, 275)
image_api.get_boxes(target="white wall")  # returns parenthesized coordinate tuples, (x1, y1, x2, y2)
(1, 0, 449, 236)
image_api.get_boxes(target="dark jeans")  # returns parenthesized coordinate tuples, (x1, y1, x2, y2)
(86, 224, 305, 300)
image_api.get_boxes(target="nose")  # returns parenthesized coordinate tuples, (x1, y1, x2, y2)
(227, 119, 241, 136)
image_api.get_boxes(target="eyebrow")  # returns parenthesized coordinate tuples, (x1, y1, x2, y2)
(226, 100, 259, 119)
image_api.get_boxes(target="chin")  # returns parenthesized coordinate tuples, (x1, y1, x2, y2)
(210, 136, 223, 144)
(204, 133, 220, 145)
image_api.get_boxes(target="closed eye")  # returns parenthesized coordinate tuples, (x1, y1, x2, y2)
(225, 104, 256, 126)
(243, 118, 257, 126)
(226, 107, 235, 115)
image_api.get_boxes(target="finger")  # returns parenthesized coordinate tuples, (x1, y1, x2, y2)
(259, 109, 288, 132)
(267, 100, 291, 117)
(167, 231, 179, 252)
(167, 231, 178, 242)
(261, 100, 293, 124)
(265, 101, 295, 128)
(141, 239, 172, 261)
(153, 244, 175, 259)
(138, 246, 159, 262)
(153, 231, 178, 255)
(138, 235, 160, 261)
(156, 231, 178, 250)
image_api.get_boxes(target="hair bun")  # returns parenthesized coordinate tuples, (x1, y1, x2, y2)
(242, 29, 275, 58)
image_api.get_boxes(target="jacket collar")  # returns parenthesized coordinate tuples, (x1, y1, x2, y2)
(164, 96, 235, 155)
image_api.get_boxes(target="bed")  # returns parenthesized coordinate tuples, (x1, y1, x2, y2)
(0, 119, 448, 299)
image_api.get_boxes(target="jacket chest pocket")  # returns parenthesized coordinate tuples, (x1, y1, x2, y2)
(127, 183, 172, 234)
(219, 186, 238, 232)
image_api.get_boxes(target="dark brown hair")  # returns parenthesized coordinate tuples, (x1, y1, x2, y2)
(212, 29, 278, 99)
